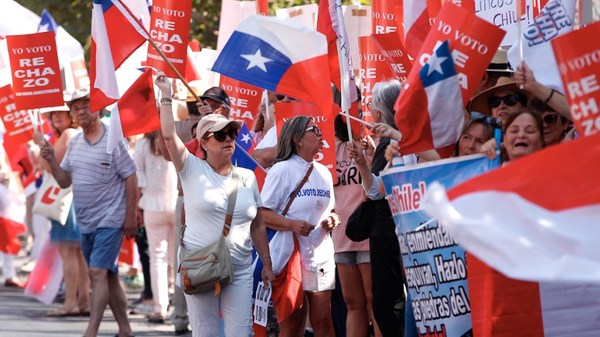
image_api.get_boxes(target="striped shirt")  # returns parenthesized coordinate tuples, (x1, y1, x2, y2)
(61, 125, 136, 234)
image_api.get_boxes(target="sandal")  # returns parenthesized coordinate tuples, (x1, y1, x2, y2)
(47, 308, 80, 317)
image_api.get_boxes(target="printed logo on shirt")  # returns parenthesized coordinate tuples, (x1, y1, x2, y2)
(296, 188, 330, 198)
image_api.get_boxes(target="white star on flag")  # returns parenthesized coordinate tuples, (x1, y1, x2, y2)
(240, 133, 252, 144)
(427, 52, 447, 76)
(39, 23, 50, 32)
(241, 49, 272, 72)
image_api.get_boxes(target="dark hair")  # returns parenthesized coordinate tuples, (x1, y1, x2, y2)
(334, 114, 349, 142)
(143, 131, 162, 156)
(527, 97, 567, 123)
(275, 116, 312, 163)
(186, 101, 199, 116)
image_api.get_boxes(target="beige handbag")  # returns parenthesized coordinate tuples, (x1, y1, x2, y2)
(179, 169, 238, 296)
(32, 172, 73, 224)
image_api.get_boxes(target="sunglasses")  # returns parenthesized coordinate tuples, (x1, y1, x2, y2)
(542, 113, 561, 126)
(207, 128, 238, 142)
(304, 125, 322, 137)
(488, 94, 520, 108)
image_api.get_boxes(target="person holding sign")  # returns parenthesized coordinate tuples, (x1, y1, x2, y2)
(39, 88, 138, 337)
(260, 116, 340, 337)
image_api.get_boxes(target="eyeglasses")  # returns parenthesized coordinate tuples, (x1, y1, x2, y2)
(542, 113, 561, 126)
(304, 125, 322, 137)
(207, 128, 238, 142)
(488, 94, 520, 108)
(275, 94, 296, 102)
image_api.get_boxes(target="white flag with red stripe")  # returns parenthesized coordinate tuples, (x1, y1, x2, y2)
(402, 0, 431, 58)
(424, 132, 600, 282)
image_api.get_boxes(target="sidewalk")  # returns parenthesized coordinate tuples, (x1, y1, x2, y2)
(0, 253, 189, 337)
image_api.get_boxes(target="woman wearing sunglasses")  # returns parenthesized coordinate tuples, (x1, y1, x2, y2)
(260, 116, 340, 337)
(528, 97, 571, 146)
(469, 76, 528, 126)
(155, 72, 274, 336)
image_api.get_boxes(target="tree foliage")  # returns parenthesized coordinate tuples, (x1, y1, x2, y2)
(17, 0, 369, 57)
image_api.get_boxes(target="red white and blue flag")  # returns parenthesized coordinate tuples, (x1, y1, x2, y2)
(211, 15, 332, 117)
(232, 123, 267, 190)
(90, 0, 148, 112)
(394, 40, 464, 155)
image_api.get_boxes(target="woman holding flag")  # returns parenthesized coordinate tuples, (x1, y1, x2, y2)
(155, 71, 273, 337)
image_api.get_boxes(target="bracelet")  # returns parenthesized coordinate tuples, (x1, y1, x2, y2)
(160, 97, 173, 104)
(543, 89, 556, 105)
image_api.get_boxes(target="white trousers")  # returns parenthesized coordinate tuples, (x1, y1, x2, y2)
(144, 210, 176, 315)
(1, 253, 15, 279)
(184, 262, 254, 337)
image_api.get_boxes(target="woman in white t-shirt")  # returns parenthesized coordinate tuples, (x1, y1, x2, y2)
(156, 72, 273, 337)
(261, 116, 341, 337)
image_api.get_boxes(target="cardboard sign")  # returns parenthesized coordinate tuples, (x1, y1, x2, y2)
(475, 0, 540, 47)
(219, 76, 263, 127)
(414, 3, 505, 105)
(0, 85, 35, 144)
(7, 32, 63, 110)
(275, 101, 336, 181)
(146, 0, 192, 78)
(371, 0, 402, 34)
(552, 21, 600, 137)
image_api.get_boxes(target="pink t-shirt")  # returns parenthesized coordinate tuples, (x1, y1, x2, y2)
(332, 139, 370, 253)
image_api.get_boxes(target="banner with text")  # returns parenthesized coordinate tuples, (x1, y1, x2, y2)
(359, 36, 389, 129)
(552, 20, 600, 137)
(414, 3, 505, 105)
(147, 0, 192, 78)
(219, 76, 263, 127)
(7, 32, 63, 110)
(0, 85, 35, 144)
(475, 0, 542, 47)
(381, 155, 497, 337)
(372, 33, 413, 84)
(275, 101, 336, 180)
(371, 0, 401, 34)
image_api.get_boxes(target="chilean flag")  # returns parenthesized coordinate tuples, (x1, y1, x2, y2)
(402, 0, 431, 58)
(0, 184, 26, 255)
(212, 15, 332, 117)
(394, 40, 464, 155)
(231, 123, 267, 190)
(90, 0, 148, 112)
(424, 133, 600, 336)
(107, 69, 159, 153)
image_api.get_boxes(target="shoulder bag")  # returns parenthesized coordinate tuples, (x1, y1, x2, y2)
(32, 172, 73, 224)
(179, 168, 239, 296)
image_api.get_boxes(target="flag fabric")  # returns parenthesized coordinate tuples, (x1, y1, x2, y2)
(423, 132, 600, 282)
(37, 9, 59, 33)
(24, 238, 64, 304)
(185, 46, 201, 83)
(0, 183, 27, 254)
(317, 0, 359, 112)
(211, 15, 332, 118)
(402, 0, 431, 58)
(90, 0, 148, 112)
(231, 123, 267, 190)
(107, 69, 159, 153)
(507, 0, 576, 93)
(423, 133, 600, 336)
(394, 40, 464, 155)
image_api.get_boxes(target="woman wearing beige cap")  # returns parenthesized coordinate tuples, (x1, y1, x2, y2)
(155, 71, 273, 336)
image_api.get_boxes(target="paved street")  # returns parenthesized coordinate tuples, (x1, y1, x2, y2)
(0, 254, 189, 337)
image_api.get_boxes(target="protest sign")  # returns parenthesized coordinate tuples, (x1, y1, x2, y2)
(371, 0, 401, 34)
(0, 84, 35, 144)
(146, 0, 192, 78)
(219, 76, 262, 127)
(7, 32, 63, 110)
(552, 20, 600, 137)
(358, 36, 389, 129)
(380, 154, 497, 337)
(371, 33, 413, 85)
(414, 2, 505, 105)
(475, 0, 537, 47)
(275, 101, 336, 180)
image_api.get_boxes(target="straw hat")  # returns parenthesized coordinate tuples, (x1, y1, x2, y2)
(468, 77, 526, 116)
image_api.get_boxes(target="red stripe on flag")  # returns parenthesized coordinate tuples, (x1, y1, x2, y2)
(317, 0, 342, 92)
(468, 255, 544, 337)
(118, 69, 160, 137)
(271, 237, 303, 322)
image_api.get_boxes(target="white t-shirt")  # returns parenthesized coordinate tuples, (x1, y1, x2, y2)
(134, 138, 178, 212)
(261, 155, 335, 272)
(255, 126, 277, 150)
(179, 153, 262, 266)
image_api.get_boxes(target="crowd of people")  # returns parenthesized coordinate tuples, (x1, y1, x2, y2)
(0, 45, 577, 337)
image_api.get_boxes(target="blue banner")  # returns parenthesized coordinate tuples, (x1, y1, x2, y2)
(380, 154, 498, 337)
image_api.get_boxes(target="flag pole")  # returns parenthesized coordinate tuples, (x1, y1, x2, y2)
(234, 143, 267, 173)
(339, 111, 373, 128)
(146, 39, 200, 101)
(516, 0, 524, 89)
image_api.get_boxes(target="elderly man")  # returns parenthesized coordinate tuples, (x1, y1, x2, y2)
(40, 88, 138, 337)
